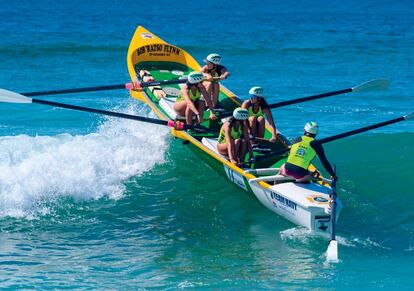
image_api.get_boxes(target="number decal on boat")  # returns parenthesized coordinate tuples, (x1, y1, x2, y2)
(224, 165, 247, 191)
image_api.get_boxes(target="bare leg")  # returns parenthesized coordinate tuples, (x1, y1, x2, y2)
(257, 116, 265, 139)
(195, 100, 205, 125)
(217, 142, 229, 156)
(238, 139, 247, 164)
(185, 106, 195, 125)
(173, 100, 187, 117)
(248, 116, 257, 139)
(203, 81, 213, 107)
(212, 82, 219, 108)
(234, 138, 242, 165)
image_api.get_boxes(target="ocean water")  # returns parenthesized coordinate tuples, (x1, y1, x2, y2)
(0, 0, 413, 289)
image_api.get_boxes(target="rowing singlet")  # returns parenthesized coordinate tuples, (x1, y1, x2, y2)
(176, 85, 201, 102)
(286, 135, 316, 170)
(218, 124, 242, 144)
(248, 105, 263, 118)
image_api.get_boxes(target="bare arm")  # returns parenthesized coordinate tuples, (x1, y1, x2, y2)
(182, 88, 199, 115)
(219, 67, 230, 80)
(243, 121, 253, 156)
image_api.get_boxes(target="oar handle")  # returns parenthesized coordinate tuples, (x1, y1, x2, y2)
(135, 79, 187, 88)
(22, 84, 130, 97)
(268, 88, 352, 109)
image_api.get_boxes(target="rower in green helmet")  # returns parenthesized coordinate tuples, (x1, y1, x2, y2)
(201, 53, 230, 108)
(217, 107, 254, 167)
(241, 86, 278, 144)
(279, 122, 338, 183)
(174, 71, 217, 125)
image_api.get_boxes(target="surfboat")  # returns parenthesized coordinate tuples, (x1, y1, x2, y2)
(126, 25, 342, 233)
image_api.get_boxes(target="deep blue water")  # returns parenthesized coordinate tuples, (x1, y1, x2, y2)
(0, 0, 413, 289)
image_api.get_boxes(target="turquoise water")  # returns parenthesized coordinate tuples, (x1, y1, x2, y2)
(1, 0, 413, 289)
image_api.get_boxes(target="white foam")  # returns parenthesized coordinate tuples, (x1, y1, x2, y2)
(0, 103, 169, 218)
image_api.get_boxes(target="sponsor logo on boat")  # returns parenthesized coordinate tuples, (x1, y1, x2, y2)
(270, 192, 297, 211)
(141, 33, 154, 39)
(136, 44, 181, 57)
(224, 165, 247, 191)
(306, 195, 329, 204)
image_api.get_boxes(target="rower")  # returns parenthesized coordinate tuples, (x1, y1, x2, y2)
(217, 107, 254, 167)
(241, 86, 278, 145)
(201, 53, 230, 108)
(279, 122, 337, 183)
(173, 71, 217, 125)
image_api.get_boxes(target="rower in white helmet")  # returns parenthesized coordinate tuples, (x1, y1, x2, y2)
(201, 53, 230, 108)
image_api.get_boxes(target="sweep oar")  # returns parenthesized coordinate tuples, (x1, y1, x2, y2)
(256, 110, 414, 161)
(20, 78, 189, 97)
(326, 166, 339, 263)
(0, 88, 210, 132)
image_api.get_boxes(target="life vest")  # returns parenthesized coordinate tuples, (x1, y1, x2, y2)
(176, 85, 201, 102)
(286, 135, 316, 170)
(248, 105, 263, 118)
(218, 123, 242, 144)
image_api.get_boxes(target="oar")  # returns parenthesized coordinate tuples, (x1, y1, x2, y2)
(19, 78, 189, 97)
(256, 110, 414, 161)
(326, 166, 339, 263)
(267, 78, 389, 109)
(0, 88, 212, 132)
(318, 111, 414, 144)
(219, 79, 389, 118)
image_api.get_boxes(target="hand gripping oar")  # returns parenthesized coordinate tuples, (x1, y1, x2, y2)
(19, 78, 189, 97)
(219, 79, 389, 118)
(256, 110, 414, 161)
(326, 167, 339, 263)
(0, 89, 211, 132)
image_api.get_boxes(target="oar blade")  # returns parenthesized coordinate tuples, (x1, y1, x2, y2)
(0, 89, 33, 104)
(352, 79, 390, 93)
(326, 240, 339, 263)
(404, 111, 414, 121)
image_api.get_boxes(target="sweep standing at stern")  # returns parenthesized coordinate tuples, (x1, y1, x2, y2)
(279, 122, 337, 183)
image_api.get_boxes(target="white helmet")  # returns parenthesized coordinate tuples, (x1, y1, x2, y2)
(204, 53, 221, 65)
(187, 71, 204, 84)
(304, 121, 319, 135)
(248, 86, 264, 97)
(233, 107, 249, 120)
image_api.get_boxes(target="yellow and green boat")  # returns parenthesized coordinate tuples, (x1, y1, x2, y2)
(127, 25, 341, 233)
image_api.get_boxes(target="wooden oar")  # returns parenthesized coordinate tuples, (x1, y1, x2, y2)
(0, 88, 212, 132)
(256, 110, 414, 161)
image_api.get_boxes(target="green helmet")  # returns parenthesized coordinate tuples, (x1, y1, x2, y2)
(204, 53, 221, 65)
(233, 107, 249, 120)
(187, 71, 204, 84)
(304, 121, 319, 135)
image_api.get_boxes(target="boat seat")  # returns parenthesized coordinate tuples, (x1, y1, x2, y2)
(201, 137, 227, 160)
(139, 70, 166, 98)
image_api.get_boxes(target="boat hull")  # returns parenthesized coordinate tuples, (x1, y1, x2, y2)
(126, 25, 342, 232)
